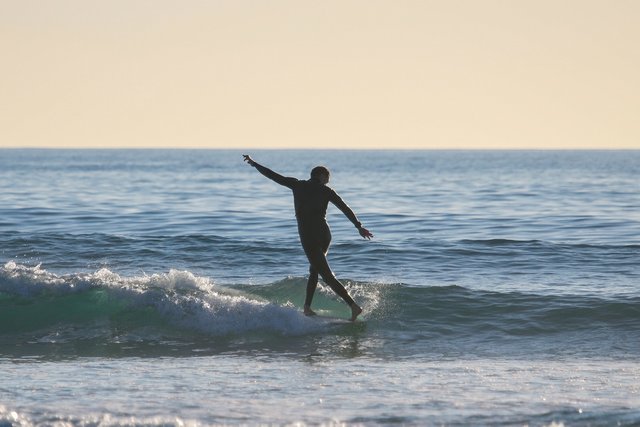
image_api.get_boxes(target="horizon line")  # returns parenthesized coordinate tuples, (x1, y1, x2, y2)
(1, 146, 638, 151)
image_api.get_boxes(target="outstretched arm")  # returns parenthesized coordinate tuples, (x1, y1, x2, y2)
(243, 154, 297, 189)
(329, 190, 373, 240)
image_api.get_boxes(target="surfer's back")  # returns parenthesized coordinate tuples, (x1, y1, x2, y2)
(292, 179, 334, 224)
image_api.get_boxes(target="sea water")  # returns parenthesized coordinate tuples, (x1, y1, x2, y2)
(1, 149, 639, 426)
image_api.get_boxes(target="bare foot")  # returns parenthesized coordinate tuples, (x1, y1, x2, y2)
(350, 304, 363, 321)
(303, 305, 317, 316)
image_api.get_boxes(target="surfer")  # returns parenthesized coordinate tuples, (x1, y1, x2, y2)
(243, 154, 373, 321)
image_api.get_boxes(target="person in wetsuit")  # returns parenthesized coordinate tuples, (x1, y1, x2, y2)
(243, 154, 373, 321)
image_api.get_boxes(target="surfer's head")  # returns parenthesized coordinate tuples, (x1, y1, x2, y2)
(310, 166, 330, 184)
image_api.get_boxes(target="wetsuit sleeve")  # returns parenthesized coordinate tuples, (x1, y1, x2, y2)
(251, 162, 297, 189)
(328, 189, 362, 229)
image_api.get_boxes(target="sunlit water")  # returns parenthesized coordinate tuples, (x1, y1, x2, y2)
(1, 150, 639, 425)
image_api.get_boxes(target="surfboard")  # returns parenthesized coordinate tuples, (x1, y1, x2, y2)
(309, 314, 353, 325)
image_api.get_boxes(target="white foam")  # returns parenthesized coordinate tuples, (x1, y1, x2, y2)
(0, 405, 32, 427)
(1, 261, 76, 296)
(1, 261, 325, 336)
(0, 405, 204, 427)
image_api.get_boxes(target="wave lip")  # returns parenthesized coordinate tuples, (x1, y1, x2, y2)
(0, 262, 326, 341)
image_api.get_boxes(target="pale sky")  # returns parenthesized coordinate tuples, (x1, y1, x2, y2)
(1, 0, 639, 149)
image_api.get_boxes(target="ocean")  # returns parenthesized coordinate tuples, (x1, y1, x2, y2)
(1, 149, 639, 426)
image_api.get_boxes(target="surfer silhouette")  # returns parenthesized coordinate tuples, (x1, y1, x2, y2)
(243, 154, 373, 321)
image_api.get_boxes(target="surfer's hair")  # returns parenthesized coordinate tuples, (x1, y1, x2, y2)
(310, 166, 330, 180)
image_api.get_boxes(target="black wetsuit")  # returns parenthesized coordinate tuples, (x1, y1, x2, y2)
(251, 162, 361, 307)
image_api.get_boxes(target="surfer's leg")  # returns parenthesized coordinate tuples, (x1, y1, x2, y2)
(304, 246, 362, 321)
(302, 235, 330, 315)
(304, 265, 318, 315)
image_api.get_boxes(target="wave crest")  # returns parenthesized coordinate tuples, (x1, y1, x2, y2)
(0, 262, 327, 339)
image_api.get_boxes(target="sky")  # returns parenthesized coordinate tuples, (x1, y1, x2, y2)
(1, 0, 639, 149)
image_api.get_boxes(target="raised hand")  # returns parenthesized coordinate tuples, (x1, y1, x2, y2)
(243, 154, 256, 166)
